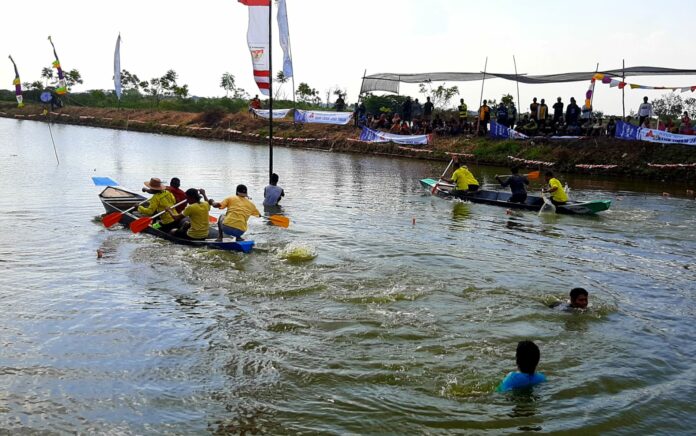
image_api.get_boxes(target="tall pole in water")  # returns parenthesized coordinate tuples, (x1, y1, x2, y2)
(622, 59, 626, 119)
(513, 55, 521, 124)
(476, 56, 488, 135)
(268, 0, 273, 183)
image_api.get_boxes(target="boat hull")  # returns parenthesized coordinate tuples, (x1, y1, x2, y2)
(419, 178, 611, 215)
(98, 186, 254, 253)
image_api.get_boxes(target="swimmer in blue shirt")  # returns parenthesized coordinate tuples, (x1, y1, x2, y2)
(497, 340, 547, 392)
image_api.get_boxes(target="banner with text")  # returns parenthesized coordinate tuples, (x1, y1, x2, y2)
(490, 121, 529, 140)
(253, 108, 292, 119)
(615, 120, 696, 145)
(359, 127, 431, 145)
(295, 109, 353, 125)
(614, 120, 640, 140)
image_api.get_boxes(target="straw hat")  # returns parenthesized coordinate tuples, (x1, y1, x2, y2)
(144, 177, 165, 191)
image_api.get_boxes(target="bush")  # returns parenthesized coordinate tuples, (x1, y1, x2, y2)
(196, 107, 227, 127)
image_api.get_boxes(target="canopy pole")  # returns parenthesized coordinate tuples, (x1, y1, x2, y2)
(476, 56, 488, 135)
(268, 0, 273, 183)
(622, 59, 626, 120)
(356, 69, 367, 128)
(513, 55, 521, 123)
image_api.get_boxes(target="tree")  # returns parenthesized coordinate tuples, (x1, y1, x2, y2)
(145, 70, 189, 106)
(296, 82, 319, 104)
(25, 81, 44, 91)
(220, 72, 236, 98)
(65, 69, 83, 90)
(501, 94, 514, 106)
(274, 70, 288, 100)
(121, 69, 145, 92)
(418, 82, 459, 109)
(685, 97, 696, 116)
(653, 93, 684, 119)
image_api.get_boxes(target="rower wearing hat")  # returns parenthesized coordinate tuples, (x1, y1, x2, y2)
(138, 177, 179, 231)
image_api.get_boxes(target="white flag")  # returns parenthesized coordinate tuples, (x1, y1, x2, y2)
(114, 34, 122, 100)
(239, 0, 270, 96)
(277, 0, 293, 78)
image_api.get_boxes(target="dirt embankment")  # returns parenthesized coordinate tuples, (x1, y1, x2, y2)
(2, 102, 695, 181)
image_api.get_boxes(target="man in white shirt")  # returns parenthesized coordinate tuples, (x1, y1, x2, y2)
(638, 96, 654, 127)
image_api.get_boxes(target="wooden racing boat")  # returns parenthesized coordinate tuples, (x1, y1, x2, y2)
(420, 178, 611, 215)
(98, 186, 254, 253)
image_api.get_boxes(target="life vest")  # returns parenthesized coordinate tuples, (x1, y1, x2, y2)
(458, 103, 468, 117)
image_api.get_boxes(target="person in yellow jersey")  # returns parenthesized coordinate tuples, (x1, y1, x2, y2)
(209, 184, 261, 242)
(542, 171, 568, 205)
(165, 188, 211, 240)
(138, 177, 178, 232)
(441, 161, 479, 195)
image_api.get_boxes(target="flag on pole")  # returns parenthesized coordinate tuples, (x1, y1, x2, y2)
(8, 55, 24, 108)
(239, 0, 271, 95)
(114, 33, 122, 100)
(277, 0, 293, 78)
(48, 36, 67, 94)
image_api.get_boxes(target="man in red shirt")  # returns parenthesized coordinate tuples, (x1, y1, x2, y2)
(166, 177, 187, 213)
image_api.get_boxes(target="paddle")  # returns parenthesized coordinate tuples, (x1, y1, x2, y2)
(102, 199, 150, 228)
(209, 215, 218, 223)
(267, 214, 290, 228)
(539, 190, 556, 214)
(432, 158, 454, 194)
(130, 200, 187, 233)
(496, 170, 540, 180)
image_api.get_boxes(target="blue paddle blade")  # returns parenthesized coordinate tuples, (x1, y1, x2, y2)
(92, 176, 118, 186)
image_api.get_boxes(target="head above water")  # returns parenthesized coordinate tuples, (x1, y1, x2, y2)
(236, 184, 248, 197)
(516, 340, 541, 375)
(170, 177, 181, 188)
(511, 167, 520, 175)
(569, 287, 589, 309)
(270, 173, 279, 185)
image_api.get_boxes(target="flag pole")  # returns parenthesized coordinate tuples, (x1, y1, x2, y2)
(476, 56, 488, 135)
(621, 59, 626, 119)
(513, 55, 521, 124)
(268, 0, 273, 183)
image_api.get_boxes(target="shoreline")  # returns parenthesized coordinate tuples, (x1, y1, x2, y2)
(2, 103, 695, 182)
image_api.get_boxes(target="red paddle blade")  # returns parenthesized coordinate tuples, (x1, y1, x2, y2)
(268, 215, 290, 228)
(208, 215, 218, 223)
(130, 216, 153, 233)
(102, 211, 123, 228)
(527, 171, 541, 179)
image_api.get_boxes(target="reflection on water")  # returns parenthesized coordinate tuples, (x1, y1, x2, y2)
(0, 118, 694, 433)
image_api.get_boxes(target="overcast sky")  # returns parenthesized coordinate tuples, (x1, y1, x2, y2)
(2, 0, 695, 115)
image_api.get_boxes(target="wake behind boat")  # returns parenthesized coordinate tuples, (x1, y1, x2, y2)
(420, 178, 611, 215)
(99, 186, 255, 253)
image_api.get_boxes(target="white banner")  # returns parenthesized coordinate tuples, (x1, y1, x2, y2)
(239, 0, 270, 96)
(277, 0, 293, 78)
(114, 34, 122, 100)
(638, 128, 696, 146)
(294, 109, 353, 125)
(360, 127, 431, 145)
(253, 108, 292, 119)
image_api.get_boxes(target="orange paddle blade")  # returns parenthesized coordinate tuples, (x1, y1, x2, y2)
(208, 215, 218, 223)
(268, 215, 290, 228)
(527, 171, 541, 179)
(130, 216, 153, 233)
(102, 211, 124, 228)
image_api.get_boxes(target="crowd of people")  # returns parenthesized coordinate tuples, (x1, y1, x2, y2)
(352, 94, 695, 138)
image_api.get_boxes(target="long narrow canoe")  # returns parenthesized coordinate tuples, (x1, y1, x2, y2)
(98, 186, 254, 253)
(420, 178, 611, 215)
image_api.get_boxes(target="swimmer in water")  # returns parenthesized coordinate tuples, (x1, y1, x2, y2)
(497, 340, 547, 392)
(550, 287, 589, 311)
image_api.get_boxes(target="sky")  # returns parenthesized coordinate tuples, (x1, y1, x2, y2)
(2, 0, 696, 115)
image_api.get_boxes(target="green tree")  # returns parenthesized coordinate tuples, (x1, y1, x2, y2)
(297, 82, 319, 104)
(121, 69, 145, 92)
(653, 93, 684, 119)
(41, 67, 53, 82)
(274, 70, 288, 100)
(220, 72, 236, 97)
(418, 82, 459, 109)
(501, 94, 514, 106)
(65, 69, 83, 90)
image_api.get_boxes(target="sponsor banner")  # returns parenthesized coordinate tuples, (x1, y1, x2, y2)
(490, 121, 529, 139)
(114, 34, 122, 100)
(294, 109, 353, 125)
(359, 127, 430, 145)
(638, 127, 696, 146)
(277, 0, 293, 78)
(614, 120, 640, 140)
(253, 108, 292, 119)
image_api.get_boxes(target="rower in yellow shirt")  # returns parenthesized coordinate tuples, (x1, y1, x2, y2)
(209, 184, 261, 242)
(165, 188, 212, 240)
(441, 161, 479, 195)
(138, 177, 178, 232)
(542, 171, 568, 205)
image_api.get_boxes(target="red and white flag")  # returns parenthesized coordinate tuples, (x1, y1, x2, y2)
(239, 0, 270, 95)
